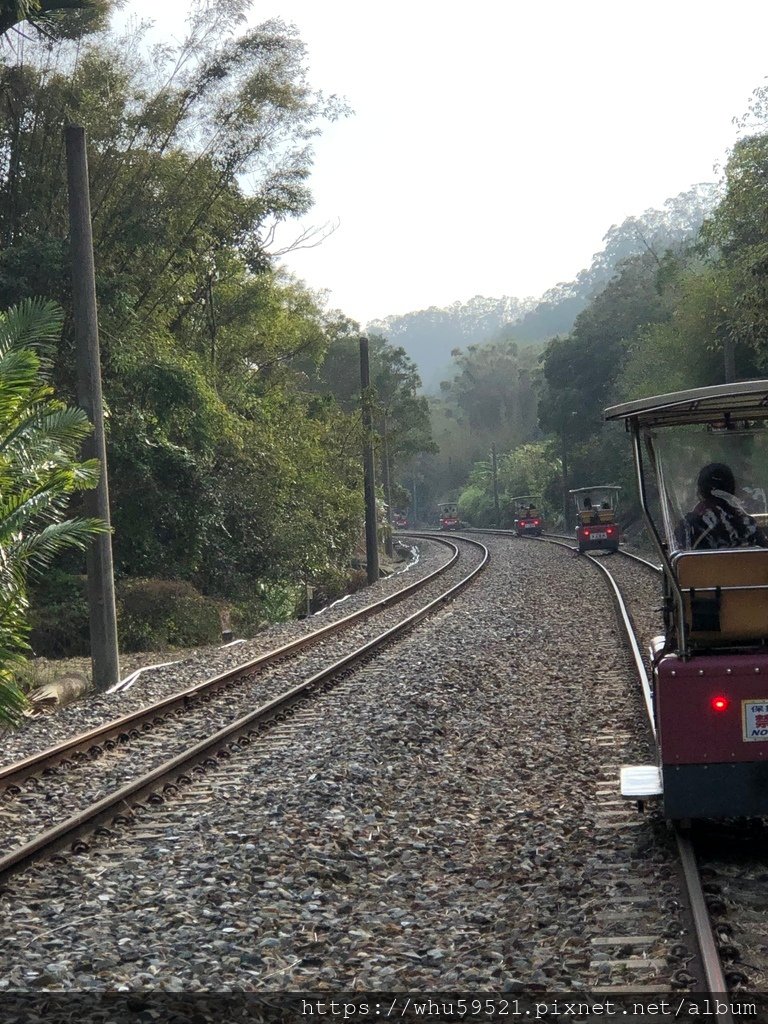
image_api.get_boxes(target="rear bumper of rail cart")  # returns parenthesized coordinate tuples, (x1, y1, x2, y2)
(657, 651, 768, 819)
(575, 526, 619, 552)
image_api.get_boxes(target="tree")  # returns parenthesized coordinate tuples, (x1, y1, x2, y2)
(0, 0, 109, 37)
(0, 298, 106, 723)
(0, 7, 366, 611)
(440, 339, 539, 442)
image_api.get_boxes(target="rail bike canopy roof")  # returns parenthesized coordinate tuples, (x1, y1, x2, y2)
(569, 485, 621, 494)
(604, 380, 768, 429)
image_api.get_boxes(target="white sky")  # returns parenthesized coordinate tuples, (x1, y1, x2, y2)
(113, 1, 768, 325)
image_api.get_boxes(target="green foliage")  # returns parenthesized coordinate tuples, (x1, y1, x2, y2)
(441, 340, 538, 438)
(539, 252, 670, 445)
(0, 1, 110, 38)
(251, 583, 302, 624)
(498, 442, 561, 505)
(28, 569, 88, 657)
(0, 299, 106, 722)
(116, 579, 222, 652)
(457, 483, 495, 527)
(0, 9, 373, 619)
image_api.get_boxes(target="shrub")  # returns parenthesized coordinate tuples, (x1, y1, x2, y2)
(28, 570, 90, 657)
(116, 579, 223, 651)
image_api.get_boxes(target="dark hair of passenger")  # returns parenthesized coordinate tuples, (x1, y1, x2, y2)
(697, 462, 736, 499)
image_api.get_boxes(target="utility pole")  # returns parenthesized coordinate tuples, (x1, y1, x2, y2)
(359, 337, 379, 584)
(491, 442, 500, 527)
(561, 436, 570, 531)
(381, 410, 394, 557)
(724, 336, 736, 384)
(65, 124, 120, 692)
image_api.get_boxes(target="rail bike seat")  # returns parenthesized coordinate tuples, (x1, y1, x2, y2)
(672, 547, 768, 643)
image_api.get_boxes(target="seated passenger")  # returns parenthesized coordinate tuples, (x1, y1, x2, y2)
(583, 497, 592, 509)
(675, 462, 768, 550)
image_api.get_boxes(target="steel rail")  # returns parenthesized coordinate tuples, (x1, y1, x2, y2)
(0, 536, 489, 881)
(460, 525, 662, 573)
(538, 535, 656, 738)
(537, 532, 732, 1007)
(541, 530, 662, 572)
(1, 536, 462, 789)
(675, 829, 735, 1021)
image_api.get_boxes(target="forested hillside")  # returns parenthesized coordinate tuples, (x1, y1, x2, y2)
(409, 113, 768, 531)
(368, 296, 535, 392)
(373, 184, 718, 393)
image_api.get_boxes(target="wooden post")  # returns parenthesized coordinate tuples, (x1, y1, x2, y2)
(65, 124, 120, 692)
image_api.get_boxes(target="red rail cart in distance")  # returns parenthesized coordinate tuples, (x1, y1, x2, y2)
(570, 485, 621, 554)
(392, 510, 408, 529)
(606, 381, 768, 820)
(511, 495, 543, 536)
(438, 502, 460, 531)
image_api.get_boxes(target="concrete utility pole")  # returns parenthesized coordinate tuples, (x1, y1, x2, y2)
(724, 336, 736, 384)
(491, 442, 500, 527)
(561, 436, 570, 531)
(381, 410, 394, 557)
(65, 124, 120, 691)
(359, 337, 379, 584)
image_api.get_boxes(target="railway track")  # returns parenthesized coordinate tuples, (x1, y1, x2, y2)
(536, 533, 734, 1011)
(0, 535, 488, 882)
(463, 526, 748, 1008)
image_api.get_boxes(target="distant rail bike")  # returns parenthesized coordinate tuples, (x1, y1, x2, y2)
(438, 502, 460, 531)
(607, 381, 768, 820)
(511, 494, 543, 537)
(570, 485, 621, 554)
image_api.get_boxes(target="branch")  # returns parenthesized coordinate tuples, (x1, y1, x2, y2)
(267, 218, 339, 257)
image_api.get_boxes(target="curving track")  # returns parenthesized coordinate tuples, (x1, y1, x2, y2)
(0, 535, 488, 881)
(463, 525, 749, 1009)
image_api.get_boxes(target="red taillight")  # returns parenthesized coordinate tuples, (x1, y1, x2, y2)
(533, 519, 540, 526)
(606, 526, 614, 534)
(583, 528, 590, 537)
(711, 696, 729, 712)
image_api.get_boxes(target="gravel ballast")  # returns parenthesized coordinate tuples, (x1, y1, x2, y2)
(0, 539, 451, 769)
(0, 536, 673, 992)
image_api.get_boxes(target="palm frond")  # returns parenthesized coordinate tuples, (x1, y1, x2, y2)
(0, 406, 94, 465)
(13, 518, 109, 571)
(0, 299, 63, 361)
(0, 296, 106, 724)
(0, 676, 28, 728)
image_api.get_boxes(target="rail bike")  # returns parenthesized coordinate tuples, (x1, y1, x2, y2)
(606, 380, 768, 820)
(511, 495, 543, 537)
(392, 510, 409, 529)
(570, 485, 621, 554)
(437, 502, 460, 531)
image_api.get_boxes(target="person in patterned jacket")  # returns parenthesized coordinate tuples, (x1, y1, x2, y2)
(676, 462, 768, 550)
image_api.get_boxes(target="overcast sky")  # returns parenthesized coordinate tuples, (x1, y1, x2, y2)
(114, 1, 768, 325)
